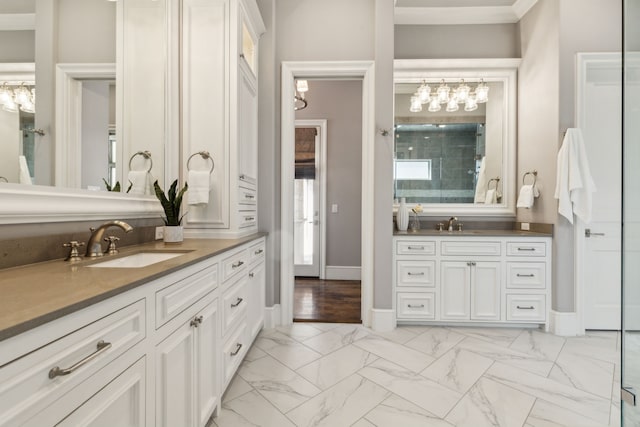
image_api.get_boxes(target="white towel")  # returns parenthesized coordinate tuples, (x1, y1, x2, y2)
(554, 128, 596, 224)
(188, 170, 210, 205)
(517, 184, 540, 209)
(474, 157, 487, 203)
(128, 171, 152, 195)
(485, 188, 497, 204)
(18, 155, 32, 185)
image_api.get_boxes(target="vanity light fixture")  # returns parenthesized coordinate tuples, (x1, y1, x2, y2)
(294, 79, 309, 111)
(409, 79, 489, 114)
(409, 95, 422, 112)
(0, 82, 36, 114)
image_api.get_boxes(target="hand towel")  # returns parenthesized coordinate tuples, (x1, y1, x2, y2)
(128, 171, 152, 195)
(485, 188, 497, 204)
(474, 156, 487, 203)
(554, 128, 596, 223)
(18, 155, 32, 185)
(188, 170, 210, 205)
(516, 184, 539, 208)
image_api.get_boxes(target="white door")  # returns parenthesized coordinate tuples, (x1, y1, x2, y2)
(294, 125, 321, 277)
(471, 261, 501, 321)
(441, 261, 470, 320)
(578, 53, 622, 330)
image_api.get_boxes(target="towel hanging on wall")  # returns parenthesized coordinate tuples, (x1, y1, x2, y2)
(517, 184, 540, 209)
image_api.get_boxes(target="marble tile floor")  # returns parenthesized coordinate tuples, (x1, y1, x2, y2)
(213, 324, 624, 427)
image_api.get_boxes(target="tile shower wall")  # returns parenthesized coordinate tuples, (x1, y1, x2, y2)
(395, 124, 483, 203)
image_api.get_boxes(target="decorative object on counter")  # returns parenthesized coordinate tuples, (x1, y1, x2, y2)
(128, 151, 154, 195)
(410, 204, 423, 231)
(63, 241, 85, 262)
(154, 179, 189, 243)
(187, 151, 214, 205)
(517, 170, 540, 209)
(397, 197, 409, 231)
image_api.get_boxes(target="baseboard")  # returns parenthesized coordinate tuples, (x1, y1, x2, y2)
(264, 304, 281, 329)
(325, 266, 361, 281)
(371, 309, 395, 332)
(549, 310, 583, 336)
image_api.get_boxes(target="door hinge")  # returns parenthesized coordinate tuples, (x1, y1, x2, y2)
(622, 387, 637, 406)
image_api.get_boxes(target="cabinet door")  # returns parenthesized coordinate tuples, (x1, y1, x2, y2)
(247, 261, 266, 339)
(57, 358, 146, 427)
(196, 300, 219, 426)
(156, 323, 196, 427)
(441, 261, 470, 320)
(238, 64, 258, 182)
(471, 262, 501, 321)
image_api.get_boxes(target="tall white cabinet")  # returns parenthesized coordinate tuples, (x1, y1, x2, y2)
(181, 0, 264, 237)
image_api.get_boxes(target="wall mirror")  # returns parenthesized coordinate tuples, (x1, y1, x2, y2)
(0, 0, 168, 224)
(394, 58, 519, 217)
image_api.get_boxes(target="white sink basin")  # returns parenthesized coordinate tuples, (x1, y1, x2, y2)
(87, 251, 189, 268)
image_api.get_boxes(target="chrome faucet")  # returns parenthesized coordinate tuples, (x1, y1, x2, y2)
(85, 220, 134, 257)
(446, 217, 458, 232)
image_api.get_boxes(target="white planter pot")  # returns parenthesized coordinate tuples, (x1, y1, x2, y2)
(163, 226, 184, 243)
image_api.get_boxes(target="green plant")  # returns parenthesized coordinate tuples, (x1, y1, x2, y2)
(153, 179, 188, 226)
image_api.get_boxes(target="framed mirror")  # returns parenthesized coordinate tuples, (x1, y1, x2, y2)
(394, 58, 520, 217)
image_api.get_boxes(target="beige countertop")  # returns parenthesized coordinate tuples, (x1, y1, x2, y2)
(394, 229, 553, 237)
(0, 234, 265, 342)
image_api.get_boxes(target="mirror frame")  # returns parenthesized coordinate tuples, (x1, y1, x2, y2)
(394, 58, 520, 217)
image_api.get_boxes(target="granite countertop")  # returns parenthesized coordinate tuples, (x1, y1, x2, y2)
(394, 229, 553, 237)
(0, 234, 266, 342)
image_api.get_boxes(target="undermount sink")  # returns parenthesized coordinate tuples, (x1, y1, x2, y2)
(87, 250, 192, 268)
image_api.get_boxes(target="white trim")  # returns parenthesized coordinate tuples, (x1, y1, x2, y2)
(371, 309, 396, 332)
(0, 13, 35, 31)
(295, 119, 328, 279)
(263, 304, 281, 329)
(0, 62, 35, 82)
(512, 0, 539, 20)
(575, 52, 622, 335)
(281, 61, 375, 328)
(394, 1, 538, 25)
(325, 266, 361, 281)
(549, 310, 582, 336)
(55, 63, 116, 188)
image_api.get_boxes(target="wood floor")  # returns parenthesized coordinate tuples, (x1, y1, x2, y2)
(293, 278, 361, 323)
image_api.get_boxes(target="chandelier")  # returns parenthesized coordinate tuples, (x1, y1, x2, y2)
(0, 82, 35, 114)
(409, 79, 488, 114)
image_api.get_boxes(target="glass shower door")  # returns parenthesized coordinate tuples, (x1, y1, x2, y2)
(622, 0, 640, 423)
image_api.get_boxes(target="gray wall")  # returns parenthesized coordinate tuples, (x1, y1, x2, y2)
(81, 81, 110, 190)
(56, 0, 115, 63)
(395, 24, 520, 59)
(0, 31, 35, 63)
(295, 80, 363, 267)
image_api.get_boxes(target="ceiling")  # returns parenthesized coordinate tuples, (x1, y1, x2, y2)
(395, 0, 538, 25)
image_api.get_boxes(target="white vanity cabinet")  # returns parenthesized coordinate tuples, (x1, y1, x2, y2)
(181, 0, 265, 237)
(394, 235, 551, 328)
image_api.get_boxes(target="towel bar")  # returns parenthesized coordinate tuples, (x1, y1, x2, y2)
(187, 151, 215, 174)
(523, 170, 537, 186)
(128, 151, 153, 172)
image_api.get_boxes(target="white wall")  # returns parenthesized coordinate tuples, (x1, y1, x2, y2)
(0, 31, 35, 63)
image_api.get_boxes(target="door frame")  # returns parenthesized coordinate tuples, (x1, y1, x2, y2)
(294, 119, 327, 279)
(575, 52, 622, 334)
(281, 61, 375, 327)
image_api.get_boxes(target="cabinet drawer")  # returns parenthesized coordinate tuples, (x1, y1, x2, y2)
(396, 293, 435, 319)
(222, 249, 249, 282)
(249, 240, 265, 264)
(222, 276, 248, 335)
(441, 241, 501, 256)
(238, 210, 257, 228)
(156, 264, 218, 328)
(506, 294, 546, 321)
(238, 186, 257, 206)
(506, 242, 546, 257)
(507, 263, 546, 289)
(396, 260, 435, 287)
(223, 323, 248, 386)
(0, 300, 145, 427)
(396, 240, 436, 256)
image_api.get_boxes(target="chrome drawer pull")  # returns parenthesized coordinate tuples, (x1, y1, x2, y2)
(245, 194, 255, 199)
(516, 305, 535, 310)
(408, 304, 425, 308)
(232, 261, 244, 268)
(49, 340, 112, 379)
(249, 272, 255, 278)
(231, 343, 243, 356)
(407, 246, 424, 250)
(245, 217, 255, 221)
(190, 315, 204, 327)
(231, 297, 244, 308)
(254, 249, 264, 255)
(407, 272, 425, 276)
(516, 273, 535, 277)
(517, 247, 536, 251)
(239, 174, 246, 180)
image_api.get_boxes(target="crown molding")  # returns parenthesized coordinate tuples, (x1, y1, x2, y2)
(395, 0, 538, 25)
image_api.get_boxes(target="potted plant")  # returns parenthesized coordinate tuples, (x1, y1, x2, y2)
(154, 179, 188, 243)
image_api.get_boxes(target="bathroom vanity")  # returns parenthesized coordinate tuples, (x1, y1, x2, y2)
(0, 235, 265, 427)
(393, 230, 551, 330)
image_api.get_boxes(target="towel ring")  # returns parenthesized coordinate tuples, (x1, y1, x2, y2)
(523, 170, 538, 186)
(187, 151, 215, 174)
(128, 151, 153, 172)
(487, 177, 500, 190)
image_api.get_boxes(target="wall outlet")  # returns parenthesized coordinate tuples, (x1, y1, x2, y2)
(331, 204, 338, 213)
(155, 226, 164, 240)
(521, 222, 530, 231)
